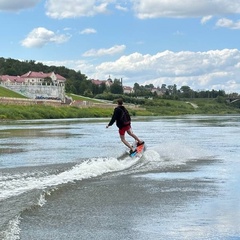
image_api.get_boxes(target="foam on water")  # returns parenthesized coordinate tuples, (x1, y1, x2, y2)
(0, 156, 139, 201)
(0, 157, 142, 239)
(0, 145, 213, 240)
(1, 216, 21, 240)
(0, 141, 213, 201)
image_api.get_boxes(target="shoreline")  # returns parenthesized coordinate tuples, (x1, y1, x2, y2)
(0, 97, 239, 120)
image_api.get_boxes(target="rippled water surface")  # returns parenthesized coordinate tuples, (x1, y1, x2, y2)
(0, 115, 239, 240)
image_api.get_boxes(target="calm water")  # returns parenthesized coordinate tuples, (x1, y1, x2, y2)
(0, 115, 239, 240)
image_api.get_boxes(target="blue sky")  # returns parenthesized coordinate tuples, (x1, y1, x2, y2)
(1, 0, 240, 93)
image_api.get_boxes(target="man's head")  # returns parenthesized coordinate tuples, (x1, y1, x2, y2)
(117, 98, 123, 106)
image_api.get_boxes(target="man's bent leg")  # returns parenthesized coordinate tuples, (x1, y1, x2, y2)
(127, 128, 142, 143)
(120, 134, 134, 151)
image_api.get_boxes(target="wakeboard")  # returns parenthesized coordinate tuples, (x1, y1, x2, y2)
(117, 142, 146, 160)
(129, 142, 145, 158)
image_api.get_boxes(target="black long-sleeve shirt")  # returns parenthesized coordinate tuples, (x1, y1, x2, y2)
(108, 106, 130, 129)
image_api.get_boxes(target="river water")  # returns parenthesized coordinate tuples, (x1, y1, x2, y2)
(0, 115, 239, 240)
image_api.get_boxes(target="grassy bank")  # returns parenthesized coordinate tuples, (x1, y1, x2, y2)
(0, 87, 239, 120)
(0, 102, 152, 120)
(0, 98, 239, 120)
(0, 86, 27, 98)
(0, 104, 113, 120)
(144, 98, 240, 115)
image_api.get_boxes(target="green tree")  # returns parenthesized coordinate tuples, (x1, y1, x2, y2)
(110, 79, 123, 94)
(180, 85, 192, 98)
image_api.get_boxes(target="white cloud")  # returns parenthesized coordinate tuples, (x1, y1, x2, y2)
(216, 18, 240, 29)
(131, 0, 240, 19)
(43, 0, 240, 33)
(45, 0, 111, 19)
(93, 49, 240, 92)
(82, 45, 126, 57)
(115, 4, 128, 12)
(201, 15, 213, 24)
(42, 59, 94, 73)
(0, 0, 40, 12)
(21, 27, 71, 48)
(41, 49, 240, 93)
(80, 28, 97, 34)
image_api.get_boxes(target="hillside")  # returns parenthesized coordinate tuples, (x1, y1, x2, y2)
(0, 86, 27, 98)
(1, 85, 240, 120)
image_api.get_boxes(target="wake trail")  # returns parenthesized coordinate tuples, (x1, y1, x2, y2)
(1, 141, 213, 201)
(0, 156, 142, 201)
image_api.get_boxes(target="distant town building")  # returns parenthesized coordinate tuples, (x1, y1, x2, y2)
(90, 76, 168, 96)
(0, 75, 25, 84)
(123, 86, 133, 94)
(20, 71, 66, 85)
(151, 87, 165, 96)
(91, 76, 134, 94)
(91, 76, 113, 88)
(0, 71, 66, 85)
(106, 75, 113, 87)
(0, 71, 66, 101)
(91, 79, 104, 86)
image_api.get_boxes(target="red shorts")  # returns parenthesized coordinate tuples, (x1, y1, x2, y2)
(119, 125, 131, 136)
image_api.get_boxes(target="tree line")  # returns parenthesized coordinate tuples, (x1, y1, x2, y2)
(0, 57, 238, 101)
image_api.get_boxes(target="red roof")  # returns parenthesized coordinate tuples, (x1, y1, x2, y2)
(0, 75, 25, 83)
(55, 73, 66, 80)
(21, 71, 66, 81)
(21, 71, 47, 78)
(91, 79, 106, 85)
(123, 86, 132, 90)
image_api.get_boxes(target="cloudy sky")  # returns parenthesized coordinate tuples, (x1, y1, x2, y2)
(1, 0, 240, 93)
